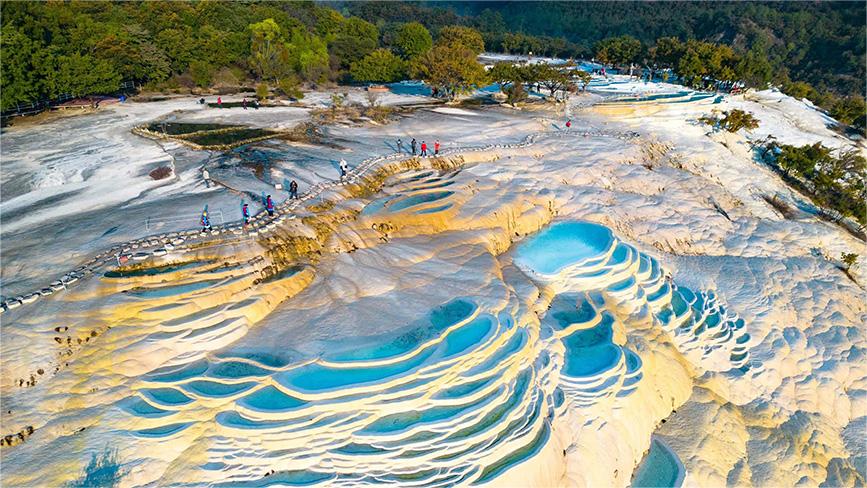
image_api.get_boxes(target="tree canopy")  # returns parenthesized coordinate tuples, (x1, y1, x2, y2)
(412, 45, 487, 99)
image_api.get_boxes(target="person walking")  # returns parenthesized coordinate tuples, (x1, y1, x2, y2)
(420, 141, 427, 157)
(202, 168, 211, 188)
(339, 159, 349, 181)
(201, 209, 212, 233)
(242, 98, 248, 110)
(217, 96, 222, 107)
(397, 138, 403, 154)
(565, 119, 571, 129)
(266, 195, 274, 216)
(289, 180, 298, 199)
(410, 138, 417, 155)
(242, 203, 250, 224)
(434, 140, 440, 156)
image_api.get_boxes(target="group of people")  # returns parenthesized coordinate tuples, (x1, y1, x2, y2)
(200, 179, 300, 232)
(196, 97, 260, 109)
(396, 138, 440, 157)
(241, 98, 260, 110)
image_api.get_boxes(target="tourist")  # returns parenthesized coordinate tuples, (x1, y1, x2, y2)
(420, 141, 427, 156)
(434, 140, 440, 155)
(397, 138, 403, 154)
(201, 209, 211, 232)
(217, 96, 222, 106)
(242, 98, 247, 110)
(254, 99, 260, 109)
(242, 203, 250, 224)
(199, 97, 205, 104)
(566, 119, 572, 129)
(411, 138, 417, 155)
(339, 159, 349, 180)
(289, 180, 298, 199)
(266, 195, 274, 216)
(202, 168, 211, 188)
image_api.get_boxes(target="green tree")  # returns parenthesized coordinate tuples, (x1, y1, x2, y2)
(532, 63, 572, 97)
(436, 26, 485, 54)
(189, 60, 215, 88)
(488, 62, 529, 104)
(249, 19, 291, 84)
(328, 17, 378, 71)
(782, 81, 816, 100)
(594, 35, 642, 65)
(394, 22, 432, 60)
(1, 26, 41, 109)
(350, 49, 406, 83)
(574, 69, 592, 91)
(650, 37, 684, 67)
(412, 45, 487, 99)
(286, 28, 329, 82)
(46, 53, 122, 97)
(737, 47, 773, 88)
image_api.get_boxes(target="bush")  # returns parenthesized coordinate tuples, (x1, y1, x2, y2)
(767, 142, 866, 225)
(256, 83, 269, 100)
(841, 252, 858, 271)
(278, 77, 303, 99)
(350, 49, 406, 83)
(782, 81, 816, 100)
(703, 109, 759, 133)
(189, 61, 215, 88)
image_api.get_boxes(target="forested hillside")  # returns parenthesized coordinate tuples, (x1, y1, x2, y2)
(348, 1, 865, 97)
(1, 1, 863, 129)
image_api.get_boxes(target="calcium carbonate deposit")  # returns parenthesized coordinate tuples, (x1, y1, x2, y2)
(1, 77, 864, 487)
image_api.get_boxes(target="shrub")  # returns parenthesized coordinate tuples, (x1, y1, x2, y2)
(841, 252, 859, 270)
(702, 109, 759, 133)
(256, 83, 269, 100)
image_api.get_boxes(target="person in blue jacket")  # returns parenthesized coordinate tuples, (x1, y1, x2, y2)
(201, 209, 211, 232)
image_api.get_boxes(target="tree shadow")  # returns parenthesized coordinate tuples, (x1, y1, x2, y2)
(67, 448, 126, 488)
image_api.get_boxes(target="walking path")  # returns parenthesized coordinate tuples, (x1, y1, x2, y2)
(1, 126, 640, 314)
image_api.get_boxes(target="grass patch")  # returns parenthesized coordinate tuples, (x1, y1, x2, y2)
(145, 122, 241, 135)
(184, 128, 276, 147)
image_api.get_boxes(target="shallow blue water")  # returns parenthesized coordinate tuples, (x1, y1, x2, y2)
(206, 361, 273, 379)
(416, 203, 453, 214)
(141, 387, 195, 406)
(182, 381, 257, 398)
(388, 191, 454, 212)
(133, 422, 192, 438)
(631, 438, 684, 488)
(515, 221, 613, 275)
(328, 299, 477, 362)
(561, 315, 623, 377)
(237, 385, 307, 412)
(127, 279, 222, 299)
(278, 348, 436, 393)
(441, 315, 494, 358)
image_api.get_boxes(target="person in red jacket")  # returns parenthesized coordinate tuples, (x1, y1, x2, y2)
(420, 141, 428, 156)
(217, 96, 222, 106)
(566, 119, 572, 128)
(434, 140, 440, 155)
(266, 195, 274, 216)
